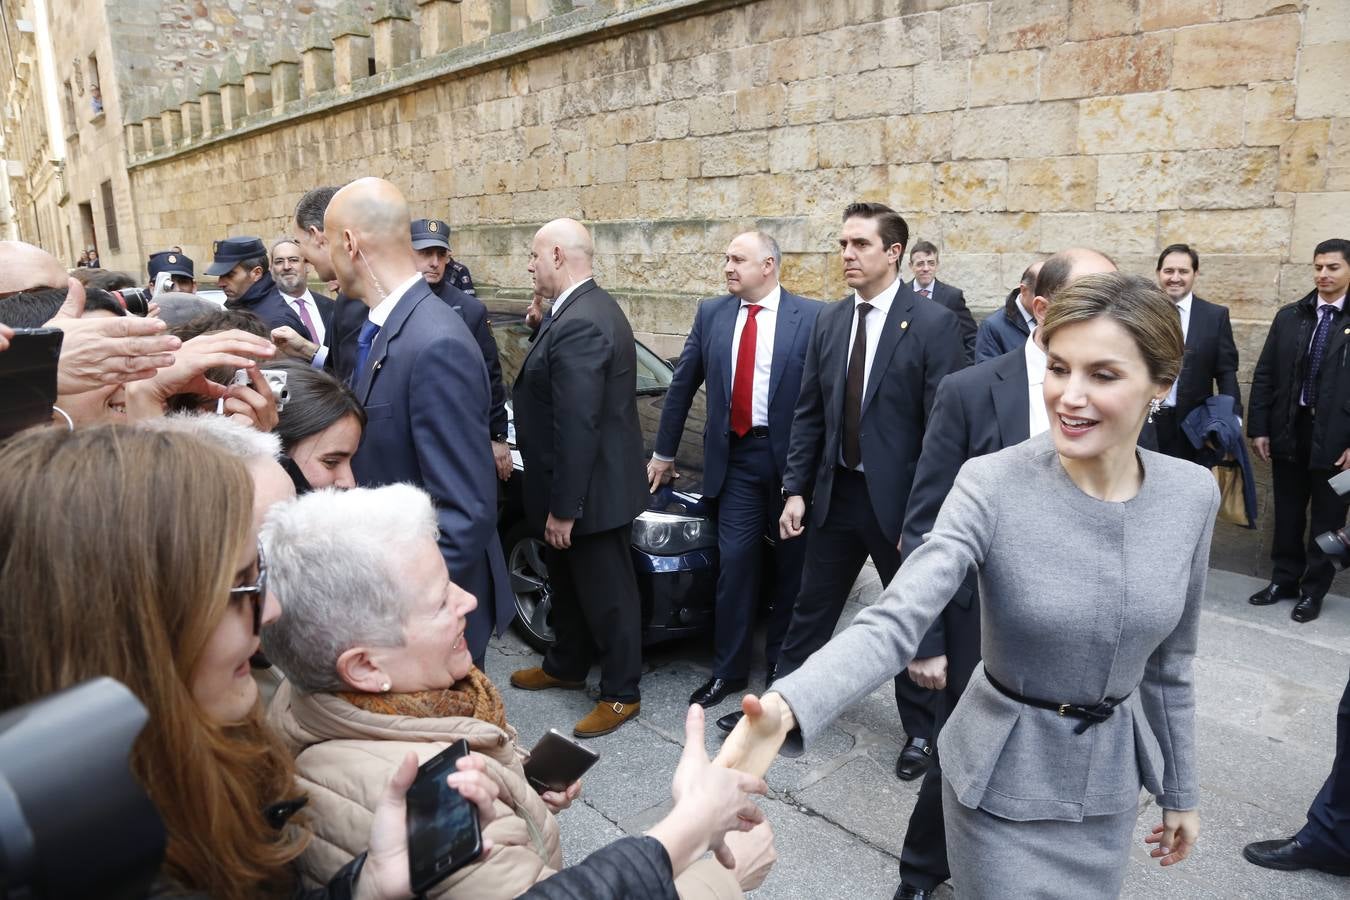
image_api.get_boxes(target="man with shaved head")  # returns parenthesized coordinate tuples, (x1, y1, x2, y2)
(324, 177, 514, 668)
(649, 231, 823, 711)
(890, 246, 1135, 900)
(509, 218, 647, 738)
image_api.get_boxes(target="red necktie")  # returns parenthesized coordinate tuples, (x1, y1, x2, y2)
(730, 304, 763, 437)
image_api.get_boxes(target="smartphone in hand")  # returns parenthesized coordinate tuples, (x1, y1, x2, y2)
(524, 729, 600, 793)
(0, 327, 62, 440)
(407, 739, 484, 893)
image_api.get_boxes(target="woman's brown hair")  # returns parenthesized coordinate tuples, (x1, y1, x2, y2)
(0, 426, 307, 898)
(1040, 272, 1185, 387)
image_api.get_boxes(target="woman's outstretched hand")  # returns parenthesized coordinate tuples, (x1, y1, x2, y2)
(713, 693, 797, 777)
(1144, 809, 1199, 866)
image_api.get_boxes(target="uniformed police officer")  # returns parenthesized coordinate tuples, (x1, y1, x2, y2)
(206, 236, 307, 334)
(147, 250, 196, 294)
(412, 218, 512, 481)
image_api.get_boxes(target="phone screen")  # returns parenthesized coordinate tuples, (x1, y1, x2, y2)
(407, 740, 482, 892)
(0, 328, 62, 441)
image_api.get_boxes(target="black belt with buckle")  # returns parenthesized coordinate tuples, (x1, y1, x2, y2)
(734, 426, 770, 439)
(983, 667, 1131, 735)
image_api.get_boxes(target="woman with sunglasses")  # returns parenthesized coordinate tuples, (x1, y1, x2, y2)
(0, 426, 477, 900)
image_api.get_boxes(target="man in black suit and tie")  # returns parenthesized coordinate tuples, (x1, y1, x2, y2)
(508, 218, 648, 738)
(733, 203, 963, 769)
(324, 177, 514, 669)
(1152, 243, 1242, 461)
(648, 231, 823, 710)
(270, 237, 334, 347)
(906, 241, 976, 366)
(1248, 237, 1350, 624)
(412, 217, 512, 482)
(890, 247, 1117, 900)
(278, 185, 370, 384)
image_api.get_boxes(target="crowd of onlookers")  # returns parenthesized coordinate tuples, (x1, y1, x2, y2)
(2, 180, 1348, 899)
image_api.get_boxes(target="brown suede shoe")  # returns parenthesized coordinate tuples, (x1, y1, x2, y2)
(509, 667, 586, 692)
(573, 700, 640, 738)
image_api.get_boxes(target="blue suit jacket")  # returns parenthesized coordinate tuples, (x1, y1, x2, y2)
(430, 278, 509, 437)
(655, 290, 822, 498)
(350, 280, 514, 648)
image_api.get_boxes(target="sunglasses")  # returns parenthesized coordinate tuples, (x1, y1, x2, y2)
(228, 539, 268, 635)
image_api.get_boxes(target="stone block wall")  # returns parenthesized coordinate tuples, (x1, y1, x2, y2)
(124, 0, 1350, 576)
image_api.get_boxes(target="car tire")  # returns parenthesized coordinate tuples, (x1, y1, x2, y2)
(504, 521, 555, 653)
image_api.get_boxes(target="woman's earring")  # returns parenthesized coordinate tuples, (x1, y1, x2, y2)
(1147, 398, 1162, 424)
(380, 682, 391, 693)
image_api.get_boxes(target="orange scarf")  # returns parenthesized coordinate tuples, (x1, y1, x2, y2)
(339, 667, 508, 730)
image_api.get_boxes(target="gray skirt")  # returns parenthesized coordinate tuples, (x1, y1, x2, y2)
(943, 779, 1138, 899)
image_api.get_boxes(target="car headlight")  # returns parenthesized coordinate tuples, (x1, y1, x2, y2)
(632, 510, 717, 554)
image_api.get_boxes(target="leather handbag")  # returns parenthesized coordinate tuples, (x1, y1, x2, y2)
(1212, 459, 1250, 528)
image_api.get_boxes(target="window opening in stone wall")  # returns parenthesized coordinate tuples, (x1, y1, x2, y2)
(77, 201, 95, 258)
(61, 79, 75, 133)
(99, 180, 119, 252)
(88, 53, 102, 117)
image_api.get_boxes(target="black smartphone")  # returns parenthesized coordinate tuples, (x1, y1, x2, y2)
(0, 327, 62, 441)
(524, 729, 600, 793)
(407, 739, 483, 894)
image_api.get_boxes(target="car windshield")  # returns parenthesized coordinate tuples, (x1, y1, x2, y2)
(492, 316, 673, 393)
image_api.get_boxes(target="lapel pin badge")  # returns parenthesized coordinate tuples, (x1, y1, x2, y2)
(901, 320, 909, 329)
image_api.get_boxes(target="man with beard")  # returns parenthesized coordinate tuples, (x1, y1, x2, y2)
(270, 237, 334, 348)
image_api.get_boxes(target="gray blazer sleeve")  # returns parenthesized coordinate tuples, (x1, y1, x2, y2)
(773, 456, 998, 744)
(1139, 482, 1218, 811)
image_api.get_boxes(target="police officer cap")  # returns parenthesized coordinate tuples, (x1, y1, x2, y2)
(204, 236, 267, 277)
(410, 218, 451, 252)
(148, 250, 194, 280)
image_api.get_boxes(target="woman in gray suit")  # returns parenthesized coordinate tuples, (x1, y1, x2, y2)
(720, 273, 1219, 898)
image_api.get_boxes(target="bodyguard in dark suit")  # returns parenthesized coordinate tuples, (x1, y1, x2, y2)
(891, 247, 1119, 900)
(649, 231, 823, 709)
(324, 178, 513, 668)
(412, 218, 512, 482)
(974, 259, 1041, 363)
(906, 240, 976, 367)
(1248, 237, 1350, 624)
(509, 218, 648, 739)
(757, 203, 963, 774)
(1153, 244, 1242, 461)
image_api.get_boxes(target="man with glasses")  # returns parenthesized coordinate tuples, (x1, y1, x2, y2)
(270, 238, 334, 348)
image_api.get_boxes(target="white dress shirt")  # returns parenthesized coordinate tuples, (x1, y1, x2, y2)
(1025, 328, 1049, 438)
(1163, 293, 1192, 408)
(912, 278, 936, 297)
(1015, 295, 1037, 331)
(549, 276, 594, 319)
(728, 285, 780, 430)
(367, 273, 426, 329)
(283, 289, 326, 346)
(840, 274, 902, 470)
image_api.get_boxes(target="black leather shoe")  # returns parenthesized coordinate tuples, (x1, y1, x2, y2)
(1292, 595, 1324, 623)
(716, 710, 743, 733)
(895, 737, 933, 781)
(1242, 837, 1350, 876)
(689, 676, 748, 708)
(1249, 583, 1298, 606)
(892, 883, 932, 900)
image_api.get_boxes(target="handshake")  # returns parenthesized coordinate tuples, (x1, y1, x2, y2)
(657, 694, 797, 892)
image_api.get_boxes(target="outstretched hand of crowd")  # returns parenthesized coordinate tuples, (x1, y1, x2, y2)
(713, 692, 797, 778)
(44, 277, 180, 394)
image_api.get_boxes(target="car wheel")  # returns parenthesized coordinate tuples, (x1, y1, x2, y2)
(505, 522, 555, 653)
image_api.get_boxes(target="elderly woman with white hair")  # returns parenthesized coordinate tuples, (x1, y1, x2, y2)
(262, 484, 772, 900)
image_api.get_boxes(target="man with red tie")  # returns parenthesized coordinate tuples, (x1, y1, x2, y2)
(649, 232, 823, 709)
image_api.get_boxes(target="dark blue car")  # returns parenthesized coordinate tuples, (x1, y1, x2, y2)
(491, 311, 718, 652)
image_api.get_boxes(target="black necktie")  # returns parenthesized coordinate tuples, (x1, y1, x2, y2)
(1303, 305, 1336, 407)
(843, 303, 872, 469)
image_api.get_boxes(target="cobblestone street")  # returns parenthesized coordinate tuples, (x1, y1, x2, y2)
(485, 566, 1349, 899)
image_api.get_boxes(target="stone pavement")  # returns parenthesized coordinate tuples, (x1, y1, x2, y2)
(483, 566, 1349, 899)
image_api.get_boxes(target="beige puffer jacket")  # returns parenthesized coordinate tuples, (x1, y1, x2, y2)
(269, 682, 741, 900)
